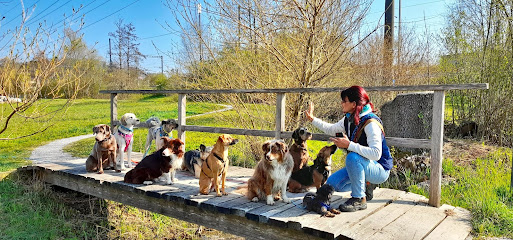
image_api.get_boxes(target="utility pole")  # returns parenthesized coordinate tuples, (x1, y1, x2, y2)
(198, 3, 202, 61)
(109, 38, 112, 69)
(383, 0, 394, 86)
(160, 55, 163, 75)
(397, 0, 401, 85)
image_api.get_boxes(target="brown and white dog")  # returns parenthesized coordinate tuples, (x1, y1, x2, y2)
(114, 113, 140, 170)
(288, 145, 337, 193)
(247, 139, 294, 205)
(183, 144, 213, 178)
(290, 127, 313, 172)
(142, 117, 179, 159)
(86, 124, 119, 174)
(123, 137, 184, 185)
(199, 134, 238, 196)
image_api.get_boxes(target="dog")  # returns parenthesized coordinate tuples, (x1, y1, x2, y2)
(85, 124, 119, 174)
(302, 184, 341, 217)
(124, 137, 184, 185)
(199, 134, 239, 196)
(114, 113, 140, 170)
(288, 145, 337, 193)
(183, 144, 213, 178)
(142, 117, 179, 159)
(290, 127, 313, 172)
(247, 139, 294, 205)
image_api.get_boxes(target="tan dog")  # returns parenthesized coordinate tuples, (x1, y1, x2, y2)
(199, 134, 238, 196)
(86, 124, 119, 174)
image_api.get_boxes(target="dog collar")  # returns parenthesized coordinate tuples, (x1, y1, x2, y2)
(213, 153, 225, 163)
(119, 125, 133, 133)
(160, 127, 170, 137)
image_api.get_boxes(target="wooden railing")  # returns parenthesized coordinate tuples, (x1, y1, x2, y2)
(100, 83, 488, 207)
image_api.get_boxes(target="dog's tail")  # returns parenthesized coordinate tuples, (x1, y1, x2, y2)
(233, 184, 248, 196)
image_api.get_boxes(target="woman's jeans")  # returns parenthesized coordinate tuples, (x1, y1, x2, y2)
(326, 152, 390, 198)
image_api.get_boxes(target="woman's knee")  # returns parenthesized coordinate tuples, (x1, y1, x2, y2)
(345, 152, 362, 167)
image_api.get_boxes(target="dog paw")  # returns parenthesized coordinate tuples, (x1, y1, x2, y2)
(330, 209, 341, 215)
(143, 181, 153, 185)
(222, 191, 228, 196)
(216, 192, 223, 197)
(283, 198, 291, 203)
(266, 195, 275, 205)
(172, 178, 178, 182)
(166, 181, 174, 185)
(251, 197, 259, 202)
(97, 170, 104, 174)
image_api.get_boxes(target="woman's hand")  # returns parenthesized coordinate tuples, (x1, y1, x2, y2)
(329, 133, 351, 149)
(305, 101, 314, 121)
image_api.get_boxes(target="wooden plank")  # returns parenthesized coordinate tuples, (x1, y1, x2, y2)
(110, 93, 117, 128)
(424, 206, 472, 240)
(181, 126, 431, 149)
(32, 167, 313, 240)
(341, 192, 428, 239)
(276, 93, 286, 139)
(177, 94, 186, 144)
(429, 90, 445, 207)
(369, 203, 448, 240)
(245, 191, 306, 222)
(301, 189, 405, 239)
(99, 83, 489, 95)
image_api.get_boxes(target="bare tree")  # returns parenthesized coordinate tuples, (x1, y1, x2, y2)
(166, 0, 376, 130)
(0, 2, 90, 140)
(108, 19, 145, 88)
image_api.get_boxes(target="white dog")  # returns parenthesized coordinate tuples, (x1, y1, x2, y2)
(142, 117, 179, 159)
(114, 113, 140, 170)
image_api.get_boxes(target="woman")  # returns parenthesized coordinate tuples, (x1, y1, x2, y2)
(305, 86, 393, 212)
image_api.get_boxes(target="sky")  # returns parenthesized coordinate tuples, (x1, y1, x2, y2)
(0, 0, 456, 74)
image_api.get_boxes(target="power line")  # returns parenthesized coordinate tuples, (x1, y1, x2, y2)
(2, 0, 42, 27)
(26, 0, 73, 26)
(81, 0, 141, 31)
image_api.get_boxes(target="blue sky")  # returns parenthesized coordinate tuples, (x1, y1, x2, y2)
(0, 0, 455, 73)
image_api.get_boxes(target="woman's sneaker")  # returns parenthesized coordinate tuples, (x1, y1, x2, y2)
(365, 182, 377, 201)
(339, 197, 367, 212)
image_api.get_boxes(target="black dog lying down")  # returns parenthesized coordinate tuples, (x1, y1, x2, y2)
(302, 184, 341, 217)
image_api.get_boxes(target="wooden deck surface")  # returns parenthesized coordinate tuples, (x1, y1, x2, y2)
(22, 137, 473, 240)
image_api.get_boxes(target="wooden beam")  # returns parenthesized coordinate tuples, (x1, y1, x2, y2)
(99, 83, 489, 95)
(276, 93, 286, 139)
(177, 94, 186, 144)
(110, 93, 117, 128)
(429, 90, 445, 207)
(33, 168, 314, 240)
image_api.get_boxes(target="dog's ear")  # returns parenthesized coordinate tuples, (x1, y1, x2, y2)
(92, 125, 99, 134)
(105, 125, 111, 133)
(200, 144, 206, 152)
(292, 129, 299, 140)
(279, 141, 288, 154)
(120, 115, 127, 126)
(262, 141, 271, 153)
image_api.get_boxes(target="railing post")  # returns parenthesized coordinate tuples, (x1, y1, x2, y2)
(177, 94, 186, 145)
(275, 93, 286, 139)
(110, 93, 118, 128)
(429, 90, 445, 207)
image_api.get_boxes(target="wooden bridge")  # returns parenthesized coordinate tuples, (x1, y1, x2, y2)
(23, 134, 472, 240)
(22, 84, 488, 239)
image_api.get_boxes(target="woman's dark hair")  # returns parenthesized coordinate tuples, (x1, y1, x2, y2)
(340, 86, 374, 125)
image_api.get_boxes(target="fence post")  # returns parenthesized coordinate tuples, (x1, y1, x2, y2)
(275, 93, 286, 139)
(110, 93, 118, 128)
(178, 94, 187, 145)
(429, 90, 445, 207)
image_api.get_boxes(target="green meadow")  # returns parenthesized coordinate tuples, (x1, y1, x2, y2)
(1, 96, 513, 239)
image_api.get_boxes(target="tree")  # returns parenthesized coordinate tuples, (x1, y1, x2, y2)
(166, 0, 376, 130)
(0, 5, 90, 140)
(108, 19, 145, 89)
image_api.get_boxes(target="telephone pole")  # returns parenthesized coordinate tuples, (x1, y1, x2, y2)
(108, 38, 112, 69)
(383, 0, 394, 86)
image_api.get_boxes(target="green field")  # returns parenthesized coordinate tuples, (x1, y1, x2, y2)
(1, 96, 513, 239)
